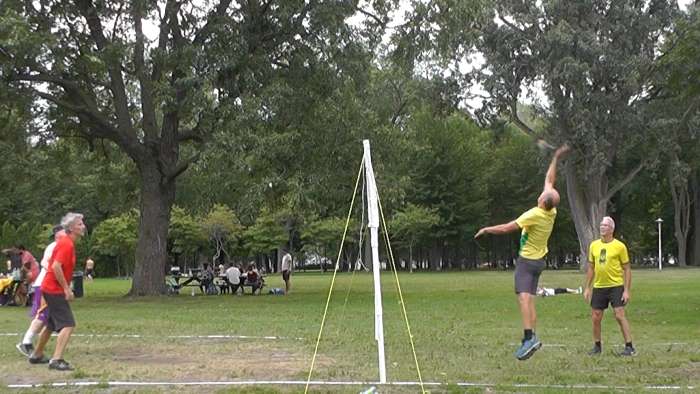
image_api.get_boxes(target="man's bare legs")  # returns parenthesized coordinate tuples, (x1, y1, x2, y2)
(51, 326, 73, 361)
(517, 292, 536, 332)
(30, 326, 52, 360)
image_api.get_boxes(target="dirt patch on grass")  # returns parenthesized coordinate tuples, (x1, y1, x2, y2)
(1, 336, 334, 385)
(672, 361, 700, 383)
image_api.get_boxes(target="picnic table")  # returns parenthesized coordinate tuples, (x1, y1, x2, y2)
(215, 273, 266, 295)
(166, 268, 206, 294)
(166, 268, 266, 295)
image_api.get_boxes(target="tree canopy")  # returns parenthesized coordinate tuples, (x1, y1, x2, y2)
(1, 1, 698, 293)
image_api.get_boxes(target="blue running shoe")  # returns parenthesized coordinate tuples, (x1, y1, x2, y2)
(515, 335, 542, 360)
(619, 346, 636, 356)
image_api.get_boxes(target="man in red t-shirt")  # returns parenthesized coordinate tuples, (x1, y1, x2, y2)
(29, 212, 86, 371)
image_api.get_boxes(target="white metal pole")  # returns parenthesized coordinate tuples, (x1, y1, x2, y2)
(363, 140, 387, 383)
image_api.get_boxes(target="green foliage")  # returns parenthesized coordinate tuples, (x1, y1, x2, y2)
(91, 210, 138, 276)
(0, 220, 45, 258)
(388, 203, 440, 251)
(301, 216, 359, 261)
(1, 0, 400, 293)
(404, 109, 489, 242)
(242, 209, 288, 256)
(201, 204, 243, 260)
(476, 0, 679, 169)
(3, 0, 697, 275)
(663, 5, 700, 103)
(168, 206, 206, 258)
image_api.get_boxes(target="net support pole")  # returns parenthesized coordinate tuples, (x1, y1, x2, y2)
(363, 139, 387, 384)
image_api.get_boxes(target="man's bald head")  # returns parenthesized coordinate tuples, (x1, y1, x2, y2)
(538, 189, 560, 211)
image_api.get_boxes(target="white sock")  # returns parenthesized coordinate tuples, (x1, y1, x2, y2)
(22, 330, 34, 345)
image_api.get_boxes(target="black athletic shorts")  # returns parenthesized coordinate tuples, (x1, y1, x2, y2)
(44, 292, 76, 332)
(514, 256, 545, 294)
(591, 286, 625, 310)
(282, 270, 290, 281)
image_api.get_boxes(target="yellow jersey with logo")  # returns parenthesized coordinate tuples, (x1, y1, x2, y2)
(588, 238, 629, 288)
(515, 207, 557, 260)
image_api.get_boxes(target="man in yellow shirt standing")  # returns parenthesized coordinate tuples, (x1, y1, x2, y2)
(584, 216, 635, 356)
(475, 144, 570, 360)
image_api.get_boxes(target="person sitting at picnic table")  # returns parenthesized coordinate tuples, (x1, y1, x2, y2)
(225, 263, 242, 295)
(245, 264, 263, 295)
(199, 263, 215, 294)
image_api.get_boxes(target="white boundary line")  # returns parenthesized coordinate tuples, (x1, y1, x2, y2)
(2, 333, 693, 347)
(0, 333, 303, 340)
(5, 380, 697, 390)
(505, 342, 694, 347)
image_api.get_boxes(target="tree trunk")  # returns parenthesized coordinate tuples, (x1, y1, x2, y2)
(429, 243, 440, 271)
(564, 164, 608, 271)
(669, 165, 691, 267)
(129, 164, 176, 296)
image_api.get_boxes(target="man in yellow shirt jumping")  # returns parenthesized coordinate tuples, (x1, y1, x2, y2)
(584, 216, 635, 356)
(475, 144, 570, 360)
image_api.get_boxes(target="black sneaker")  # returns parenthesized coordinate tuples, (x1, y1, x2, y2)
(588, 345, 602, 355)
(620, 346, 636, 356)
(28, 354, 49, 364)
(16, 342, 33, 357)
(48, 359, 74, 371)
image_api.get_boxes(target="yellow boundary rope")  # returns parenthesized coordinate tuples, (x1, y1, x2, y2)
(304, 158, 364, 394)
(378, 194, 426, 393)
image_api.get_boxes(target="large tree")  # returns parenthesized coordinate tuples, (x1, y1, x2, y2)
(654, 3, 700, 265)
(0, 0, 395, 294)
(474, 0, 680, 266)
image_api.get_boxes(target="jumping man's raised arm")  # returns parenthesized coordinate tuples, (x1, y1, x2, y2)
(544, 144, 571, 191)
(474, 221, 520, 238)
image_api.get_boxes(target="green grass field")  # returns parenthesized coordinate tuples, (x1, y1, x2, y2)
(1, 269, 699, 393)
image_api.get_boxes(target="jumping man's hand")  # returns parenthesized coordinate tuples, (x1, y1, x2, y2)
(555, 143, 571, 158)
(474, 228, 488, 239)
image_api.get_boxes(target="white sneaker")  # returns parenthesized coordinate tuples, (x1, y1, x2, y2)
(16, 342, 33, 357)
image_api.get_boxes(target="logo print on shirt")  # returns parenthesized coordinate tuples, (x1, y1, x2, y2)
(599, 248, 607, 265)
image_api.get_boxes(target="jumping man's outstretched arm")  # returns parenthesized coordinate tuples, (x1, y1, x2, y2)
(544, 144, 571, 191)
(474, 221, 519, 238)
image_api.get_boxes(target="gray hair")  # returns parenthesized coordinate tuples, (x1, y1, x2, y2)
(601, 216, 615, 230)
(61, 212, 84, 233)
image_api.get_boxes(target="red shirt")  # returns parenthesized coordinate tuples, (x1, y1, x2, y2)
(21, 251, 39, 283)
(41, 237, 76, 295)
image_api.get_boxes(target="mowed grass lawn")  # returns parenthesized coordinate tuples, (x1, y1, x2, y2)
(1, 268, 699, 393)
